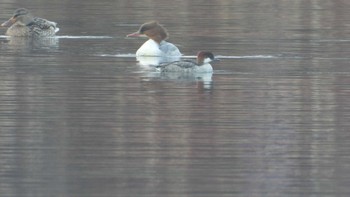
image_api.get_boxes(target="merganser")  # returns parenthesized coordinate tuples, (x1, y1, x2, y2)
(157, 51, 217, 73)
(127, 21, 181, 57)
(1, 8, 59, 37)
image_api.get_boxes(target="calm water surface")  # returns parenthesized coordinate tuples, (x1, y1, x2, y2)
(0, 0, 350, 196)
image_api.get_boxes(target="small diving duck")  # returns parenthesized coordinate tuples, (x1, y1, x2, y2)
(127, 21, 181, 57)
(157, 51, 217, 73)
(1, 8, 59, 37)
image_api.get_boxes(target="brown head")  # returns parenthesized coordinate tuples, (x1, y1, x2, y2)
(1, 8, 33, 27)
(196, 51, 215, 65)
(127, 21, 169, 43)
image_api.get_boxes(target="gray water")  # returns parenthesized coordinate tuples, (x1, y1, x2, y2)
(1, 0, 350, 196)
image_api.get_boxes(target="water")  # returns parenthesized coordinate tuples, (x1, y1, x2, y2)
(0, 0, 350, 196)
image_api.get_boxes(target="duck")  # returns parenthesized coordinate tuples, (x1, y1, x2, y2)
(1, 8, 59, 37)
(127, 21, 181, 57)
(157, 51, 217, 73)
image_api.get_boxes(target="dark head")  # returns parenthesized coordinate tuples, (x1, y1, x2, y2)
(1, 8, 33, 27)
(127, 21, 169, 43)
(13, 8, 30, 17)
(197, 51, 215, 65)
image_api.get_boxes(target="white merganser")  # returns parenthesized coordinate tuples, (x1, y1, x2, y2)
(157, 51, 217, 73)
(127, 21, 181, 57)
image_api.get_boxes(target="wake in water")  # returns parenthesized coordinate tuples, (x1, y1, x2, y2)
(100, 54, 281, 59)
(0, 35, 301, 59)
(0, 35, 113, 39)
(56, 35, 113, 39)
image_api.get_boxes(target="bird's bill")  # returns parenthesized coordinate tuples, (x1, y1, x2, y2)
(1, 17, 16, 27)
(126, 31, 146, 37)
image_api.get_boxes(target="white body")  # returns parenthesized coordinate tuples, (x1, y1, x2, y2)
(136, 39, 181, 57)
(137, 56, 181, 67)
(194, 63, 213, 73)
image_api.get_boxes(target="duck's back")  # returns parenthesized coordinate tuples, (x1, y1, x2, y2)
(30, 17, 59, 37)
(159, 60, 213, 73)
(159, 41, 181, 56)
(159, 60, 197, 72)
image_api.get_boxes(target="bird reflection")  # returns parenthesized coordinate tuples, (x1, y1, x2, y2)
(141, 69, 213, 92)
(0, 36, 59, 51)
(162, 71, 213, 91)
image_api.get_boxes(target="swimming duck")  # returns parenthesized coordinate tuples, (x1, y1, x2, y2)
(157, 51, 217, 73)
(127, 21, 181, 57)
(1, 8, 59, 37)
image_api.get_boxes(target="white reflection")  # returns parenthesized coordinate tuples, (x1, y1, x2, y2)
(1, 36, 59, 50)
(161, 71, 213, 91)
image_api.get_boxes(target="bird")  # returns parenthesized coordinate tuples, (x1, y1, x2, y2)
(157, 51, 217, 73)
(1, 8, 59, 37)
(127, 21, 181, 57)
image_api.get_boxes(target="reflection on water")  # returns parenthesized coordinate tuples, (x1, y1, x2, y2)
(1, 0, 350, 197)
(141, 71, 213, 91)
(0, 36, 59, 51)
